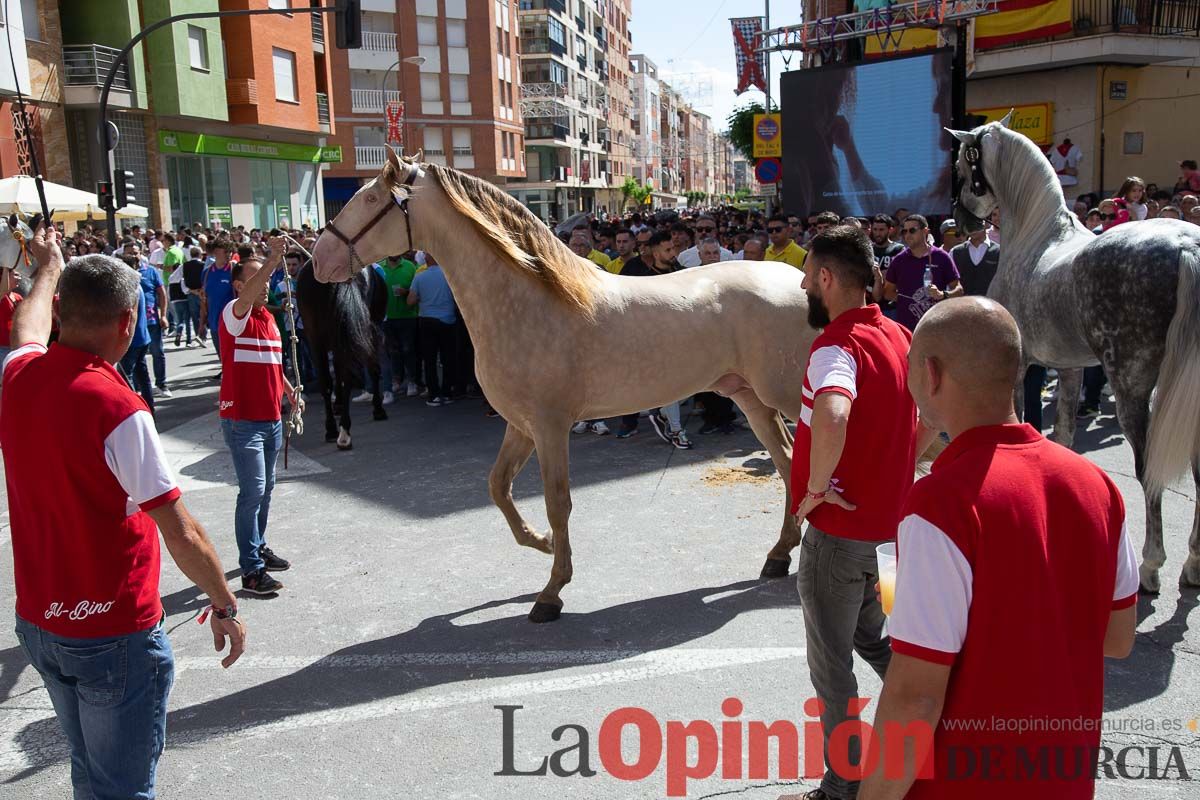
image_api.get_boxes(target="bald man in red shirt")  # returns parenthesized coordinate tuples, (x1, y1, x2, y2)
(859, 298, 1137, 800)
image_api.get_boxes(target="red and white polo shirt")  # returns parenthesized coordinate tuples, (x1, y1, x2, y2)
(218, 300, 284, 422)
(0, 292, 21, 347)
(889, 424, 1138, 800)
(1, 342, 180, 638)
(789, 303, 917, 540)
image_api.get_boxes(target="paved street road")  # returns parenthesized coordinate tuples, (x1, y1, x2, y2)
(1, 344, 1197, 799)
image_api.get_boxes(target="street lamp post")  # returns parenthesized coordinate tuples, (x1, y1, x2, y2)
(381, 55, 425, 154)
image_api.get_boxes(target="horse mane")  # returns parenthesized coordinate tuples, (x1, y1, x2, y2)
(387, 160, 599, 319)
(983, 123, 1083, 244)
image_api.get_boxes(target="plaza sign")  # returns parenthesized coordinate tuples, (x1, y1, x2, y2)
(158, 131, 343, 163)
(968, 104, 1053, 146)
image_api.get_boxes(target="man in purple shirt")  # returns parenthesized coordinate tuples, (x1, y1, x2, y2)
(883, 214, 962, 330)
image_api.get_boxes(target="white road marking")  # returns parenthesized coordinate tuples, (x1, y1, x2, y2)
(0, 647, 805, 773)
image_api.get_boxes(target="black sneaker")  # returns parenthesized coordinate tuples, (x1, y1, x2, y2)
(648, 411, 672, 444)
(259, 545, 291, 572)
(241, 569, 284, 595)
(615, 425, 639, 439)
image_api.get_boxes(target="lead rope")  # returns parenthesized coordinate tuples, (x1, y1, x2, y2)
(277, 233, 310, 468)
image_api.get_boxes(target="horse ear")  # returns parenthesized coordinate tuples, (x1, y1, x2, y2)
(385, 145, 403, 174)
(999, 109, 1015, 129)
(945, 128, 974, 144)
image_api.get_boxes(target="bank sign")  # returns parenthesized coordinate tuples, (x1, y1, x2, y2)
(968, 104, 1053, 146)
(158, 131, 343, 164)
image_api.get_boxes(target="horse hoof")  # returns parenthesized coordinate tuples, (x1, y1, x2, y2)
(760, 557, 792, 579)
(337, 442, 354, 451)
(528, 602, 562, 623)
(1139, 564, 1161, 595)
(1179, 557, 1200, 589)
(373, 409, 388, 421)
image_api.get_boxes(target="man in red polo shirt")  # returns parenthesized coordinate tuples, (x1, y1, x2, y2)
(219, 237, 300, 595)
(0, 261, 22, 362)
(2, 227, 246, 800)
(858, 298, 1137, 800)
(791, 226, 932, 800)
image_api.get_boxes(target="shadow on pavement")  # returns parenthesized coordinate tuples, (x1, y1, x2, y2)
(1104, 589, 1199, 713)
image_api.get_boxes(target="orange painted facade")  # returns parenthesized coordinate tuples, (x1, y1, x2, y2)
(219, 0, 331, 134)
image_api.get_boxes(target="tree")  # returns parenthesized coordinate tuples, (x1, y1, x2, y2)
(620, 176, 651, 209)
(727, 101, 778, 162)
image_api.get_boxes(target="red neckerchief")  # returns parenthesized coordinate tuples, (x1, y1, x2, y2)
(1057, 142, 1072, 157)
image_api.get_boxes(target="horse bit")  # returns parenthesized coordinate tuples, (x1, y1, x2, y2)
(322, 161, 422, 272)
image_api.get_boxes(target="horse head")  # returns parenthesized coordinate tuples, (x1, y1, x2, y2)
(312, 146, 424, 284)
(946, 110, 1012, 234)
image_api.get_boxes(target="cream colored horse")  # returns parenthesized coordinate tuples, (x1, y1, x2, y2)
(313, 149, 815, 622)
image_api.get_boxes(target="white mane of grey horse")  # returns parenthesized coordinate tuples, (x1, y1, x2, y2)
(948, 114, 1200, 593)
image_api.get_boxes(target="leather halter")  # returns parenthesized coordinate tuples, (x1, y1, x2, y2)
(964, 138, 990, 198)
(323, 161, 421, 270)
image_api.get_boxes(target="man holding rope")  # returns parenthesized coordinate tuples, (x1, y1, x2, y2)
(1, 225, 246, 800)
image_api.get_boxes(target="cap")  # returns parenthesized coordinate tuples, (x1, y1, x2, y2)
(940, 219, 959, 235)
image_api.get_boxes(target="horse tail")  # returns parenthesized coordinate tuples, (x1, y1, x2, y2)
(1145, 246, 1200, 494)
(330, 273, 377, 383)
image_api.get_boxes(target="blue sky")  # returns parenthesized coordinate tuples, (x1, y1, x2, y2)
(628, 0, 798, 132)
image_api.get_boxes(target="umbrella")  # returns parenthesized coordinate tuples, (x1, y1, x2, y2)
(0, 175, 148, 221)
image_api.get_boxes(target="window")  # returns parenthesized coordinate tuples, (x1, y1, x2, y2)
(450, 75, 469, 102)
(501, 131, 509, 158)
(452, 128, 472, 156)
(423, 127, 444, 156)
(267, 0, 290, 8)
(420, 74, 441, 102)
(187, 26, 209, 71)
(20, 0, 40, 40)
(271, 48, 297, 103)
(417, 15, 439, 46)
(550, 61, 567, 85)
(548, 18, 565, 45)
(446, 19, 467, 47)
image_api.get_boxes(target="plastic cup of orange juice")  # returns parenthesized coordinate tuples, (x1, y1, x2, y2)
(876, 542, 897, 616)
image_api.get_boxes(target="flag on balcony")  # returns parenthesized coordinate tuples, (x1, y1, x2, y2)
(975, 0, 1072, 49)
(732, 17, 767, 94)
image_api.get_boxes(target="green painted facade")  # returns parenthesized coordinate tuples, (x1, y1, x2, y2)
(59, 0, 149, 109)
(141, 0, 228, 121)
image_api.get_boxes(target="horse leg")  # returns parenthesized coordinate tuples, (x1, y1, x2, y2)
(1052, 367, 1083, 448)
(1181, 457, 1200, 587)
(488, 424, 553, 554)
(370, 356, 388, 421)
(528, 425, 574, 623)
(1111, 380, 1164, 593)
(320, 357, 338, 443)
(733, 388, 802, 579)
(336, 376, 353, 451)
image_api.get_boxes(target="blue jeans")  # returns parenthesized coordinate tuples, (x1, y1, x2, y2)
(220, 418, 282, 574)
(382, 317, 419, 386)
(187, 295, 203, 342)
(146, 323, 166, 389)
(120, 345, 154, 414)
(15, 615, 174, 800)
(171, 299, 192, 343)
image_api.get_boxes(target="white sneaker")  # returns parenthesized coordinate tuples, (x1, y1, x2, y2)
(571, 421, 590, 434)
(155, 386, 173, 398)
(406, 382, 420, 398)
(382, 391, 395, 405)
(591, 421, 610, 436)
(196, 339, 207, 348)
(352, 391, 373, 403)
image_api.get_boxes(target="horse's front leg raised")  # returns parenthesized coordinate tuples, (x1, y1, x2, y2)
(488, 424, 553, 554)
(733, 389, 802, 579)
(528, 426, 573, 623)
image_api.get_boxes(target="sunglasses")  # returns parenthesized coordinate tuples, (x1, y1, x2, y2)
(767, 226, 787, 233)
(1099, 213, 1116, 220)
(696, 226, 716, 232)
(902, 227, 922, 235)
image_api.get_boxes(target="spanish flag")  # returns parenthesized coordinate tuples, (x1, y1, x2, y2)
(863, 0, 1071, 56)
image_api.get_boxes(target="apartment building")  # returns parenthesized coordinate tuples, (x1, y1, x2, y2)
(0, 0, 70, 185)
(323, 0, 526, 215)
(508, 0, 624, 222)
(2, 0, 336, 230)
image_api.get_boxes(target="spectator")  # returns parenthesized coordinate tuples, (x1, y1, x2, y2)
(951, 225, 1000, 299)
(1116, 176, 1148, 220)
(986, 207, 1002, 244)
(407, 253, 458, 407)
(218, 240, 297, 596)
(1098, 198, 1128, 231)
(1072, 198, 1089, 224)
(1086, 207, 1104, 230)
(792, 226, 925, 800)
(765, 214, 808, 271)
(379, 252, 421, 397)
(939, 219, 961, 251)
(1173, 159, 1200, 195)
(1188, 206, 1200, 226)
(180, 246, 207, 347)
(118, 255, 155, 414)
(168, 247, 193, 347)
(697, 237, 723, 266)
(1181, 194, 1199, 217)
(1159, 205, 1184, 220)
(0, 262, 22, 362)
(742, 236, 766, 262)
(1048, 136, 1083, 190)
(678, 215, 732, 266)
(128, 242, 171, 398)
(868, 214, 902, 316)
(608, 229, 637, 274)
(858, 298, 1135, 800)
(200, 238, 235, 361)
(882, 214, 962, 331)
(2, 231, 246, 800)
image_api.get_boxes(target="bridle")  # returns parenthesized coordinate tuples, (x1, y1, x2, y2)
(323, 161, 422, 269)
(963, 136, 990, 198)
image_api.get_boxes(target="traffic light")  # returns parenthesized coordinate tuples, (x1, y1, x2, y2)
(334, 0, 362, 49)
(114, 168, 135, 211)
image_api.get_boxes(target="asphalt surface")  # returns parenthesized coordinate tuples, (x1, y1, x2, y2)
(0, 343, 1197, 799)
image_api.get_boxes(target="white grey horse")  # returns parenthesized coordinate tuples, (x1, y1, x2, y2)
(949, 115, 1200, 593)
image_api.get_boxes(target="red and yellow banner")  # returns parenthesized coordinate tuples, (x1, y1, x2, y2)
(863, 0, 1071, 56)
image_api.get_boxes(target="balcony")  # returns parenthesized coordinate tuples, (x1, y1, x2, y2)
(521, 37, 567, 56)
(63, 44, 135, 107)
(976, 0, 1200, 74)
(350, 88, 402, 114)
(519, 0, 566, 12)
(350, 30, 400, 70)
(316, 93, 330, 129)
(311, 12, 325, 51)
(356, 145, 389, 171)
(361, 30, 398, 51)
(526, 120, 571, 143)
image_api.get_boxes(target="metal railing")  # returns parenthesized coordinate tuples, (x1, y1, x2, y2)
(311, 11, 324, 43)
(359, 30, 398, 52)
(356, 145, 388, 170)
(316, 93, 330, 124)
(63, 44, 130, 90)
(1072, 0, 1200, 35)
(350, 88, 402, 113)
(526, 121, 570, 140)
